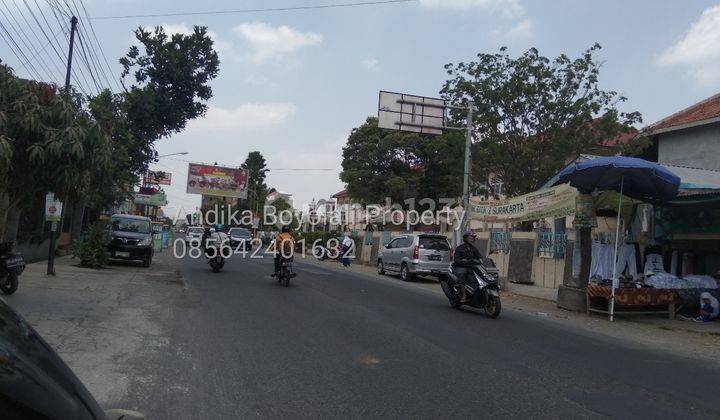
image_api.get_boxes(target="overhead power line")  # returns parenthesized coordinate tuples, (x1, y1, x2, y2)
(10, 0, 67, 81)
(74, 0, 121, 91)
(30, 0, 88, 95)
(0, 0, 57, 82)
(43, 0, 94, 94)
(91, 0, 417, 20)
(64, 0, 116, 91)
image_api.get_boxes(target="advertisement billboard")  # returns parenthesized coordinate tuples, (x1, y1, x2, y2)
(146, 171, 172, 185)
(133, 191, 168, 207)
(186, 163, 248, 199)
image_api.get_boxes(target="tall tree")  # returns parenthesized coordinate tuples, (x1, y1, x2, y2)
(340, 117, 463, 207)
(120, 26, 220, 142)
(441, 44, 646, 197)
(241, 151, 269, 216)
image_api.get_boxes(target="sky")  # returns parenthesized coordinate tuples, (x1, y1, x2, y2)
(2, 0, 720, 218)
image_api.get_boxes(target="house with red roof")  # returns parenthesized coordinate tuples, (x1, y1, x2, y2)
(643, 93, 720, 171)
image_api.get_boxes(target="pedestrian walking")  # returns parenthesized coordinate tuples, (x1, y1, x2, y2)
(342, 235, 353, 267)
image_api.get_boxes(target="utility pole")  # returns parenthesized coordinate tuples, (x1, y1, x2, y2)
(47, 16, 78, 276)
(460, 104, 474, 236)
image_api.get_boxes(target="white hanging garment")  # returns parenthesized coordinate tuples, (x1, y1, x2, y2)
(644, 253, 665, 276)
(616, 243, 638, 279)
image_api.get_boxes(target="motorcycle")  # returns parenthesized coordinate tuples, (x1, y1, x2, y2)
(203, 232, 228, 273)
(0, 241, 25, 295)
(440, 257, 501, 318)
(276, 256, 296, 287)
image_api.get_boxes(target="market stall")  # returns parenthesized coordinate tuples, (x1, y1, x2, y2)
(585, 283, 677, 319)
(555, 156, 684, 320)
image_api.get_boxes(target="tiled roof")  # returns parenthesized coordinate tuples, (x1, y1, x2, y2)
(596, 128, 638, 148)
(649, 92, 720, 133)
(331, 188, 348, 199)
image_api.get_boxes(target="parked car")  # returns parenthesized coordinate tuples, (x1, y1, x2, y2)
(107, 214, 154, 267)
(0, 296, 145, 419)
(185, 226, 205, 245)
(377, 234, 452, 281)
(228, 227, 253, 250)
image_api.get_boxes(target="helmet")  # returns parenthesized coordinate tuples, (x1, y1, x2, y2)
(462, 230, 476, 239)
(281, 225, 291, 233)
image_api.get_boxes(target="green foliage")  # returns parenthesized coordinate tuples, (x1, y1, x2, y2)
(441, 44, 646, 196)
(241, 151, 269, 214)
(0, 63, 106, 211)
(265, 197, 299, 229)
(340, 117, 464, 207)
(72, 223, 111, 268)
(120, 25, 220, 140)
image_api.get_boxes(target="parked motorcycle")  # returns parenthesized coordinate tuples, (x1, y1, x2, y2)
(0, 241, 25, 295)
(440, 257, 501, 318)
(276, 256, 296, 287)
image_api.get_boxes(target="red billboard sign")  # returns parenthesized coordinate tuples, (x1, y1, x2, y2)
(146, 170, 172, 185)
(186, 164, 248, 198)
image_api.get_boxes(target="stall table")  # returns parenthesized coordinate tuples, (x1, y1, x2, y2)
(586, 284, 677, 320)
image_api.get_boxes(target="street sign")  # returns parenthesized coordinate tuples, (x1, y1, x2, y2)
(378, 90, 445, 135)
(45, 193, 63, 222)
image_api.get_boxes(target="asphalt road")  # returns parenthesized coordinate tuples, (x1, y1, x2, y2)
(128, 251, 720, 419)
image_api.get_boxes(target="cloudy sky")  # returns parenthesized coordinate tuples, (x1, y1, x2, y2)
(2, 0, 720, 217)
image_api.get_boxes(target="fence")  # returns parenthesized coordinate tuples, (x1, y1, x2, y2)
(537, 231, 566, 259)
(490, 231, 511, 253)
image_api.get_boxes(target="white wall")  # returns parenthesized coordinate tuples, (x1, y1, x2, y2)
(658, 123, 720, 171)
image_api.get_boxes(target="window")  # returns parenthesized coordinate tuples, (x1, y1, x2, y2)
(538, 231, 566, 259)
(392, 237, 410, 248)
(419, 236, 450, 251)
(111, 217, 151, 234)
(229, 228, 251, 237)
(490, 230, 511, 253)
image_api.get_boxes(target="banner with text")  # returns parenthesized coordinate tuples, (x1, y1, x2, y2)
(469, 184, 577, 222)
(186, 164, 248, 199)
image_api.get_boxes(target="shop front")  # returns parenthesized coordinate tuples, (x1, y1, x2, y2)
(552, 158, 720, 319)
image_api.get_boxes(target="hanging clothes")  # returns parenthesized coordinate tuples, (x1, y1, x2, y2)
(670, 250, 679, 276)
(644, 253, 665, 276)
(589, 240, 614, 281)
(630, 203, 654, 242)
(616, 243, 638, 279)
(681, 252, 695, 276)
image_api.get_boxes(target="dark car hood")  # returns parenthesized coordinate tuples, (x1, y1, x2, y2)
(112, 230, 151, 240)
(0, 297, 105, 419)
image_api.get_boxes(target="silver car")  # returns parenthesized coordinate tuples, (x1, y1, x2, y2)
(185, 226, 204, 245)
(377, 234, 452, 281)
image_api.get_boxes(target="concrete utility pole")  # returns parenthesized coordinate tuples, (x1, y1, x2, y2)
(47, 15, 78, 276)
(460, 104, 474, 235)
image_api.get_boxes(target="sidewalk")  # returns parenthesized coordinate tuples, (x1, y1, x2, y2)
(301, 256, 720, 363)
(3, 252, 185, 410)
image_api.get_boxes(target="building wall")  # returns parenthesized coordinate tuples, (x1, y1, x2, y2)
(657, 123, 720, 171)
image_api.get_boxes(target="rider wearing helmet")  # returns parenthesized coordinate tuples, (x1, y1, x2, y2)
(273, 225, 294, 276)
(452, 230, 482, 303)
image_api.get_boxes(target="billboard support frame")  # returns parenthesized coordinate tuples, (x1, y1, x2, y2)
(378, 90, 475, 243)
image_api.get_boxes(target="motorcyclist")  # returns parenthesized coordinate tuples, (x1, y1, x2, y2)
(202, 225, 229, 254)
(452, 230, 482, 303)
(273, 225, 294, 276)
